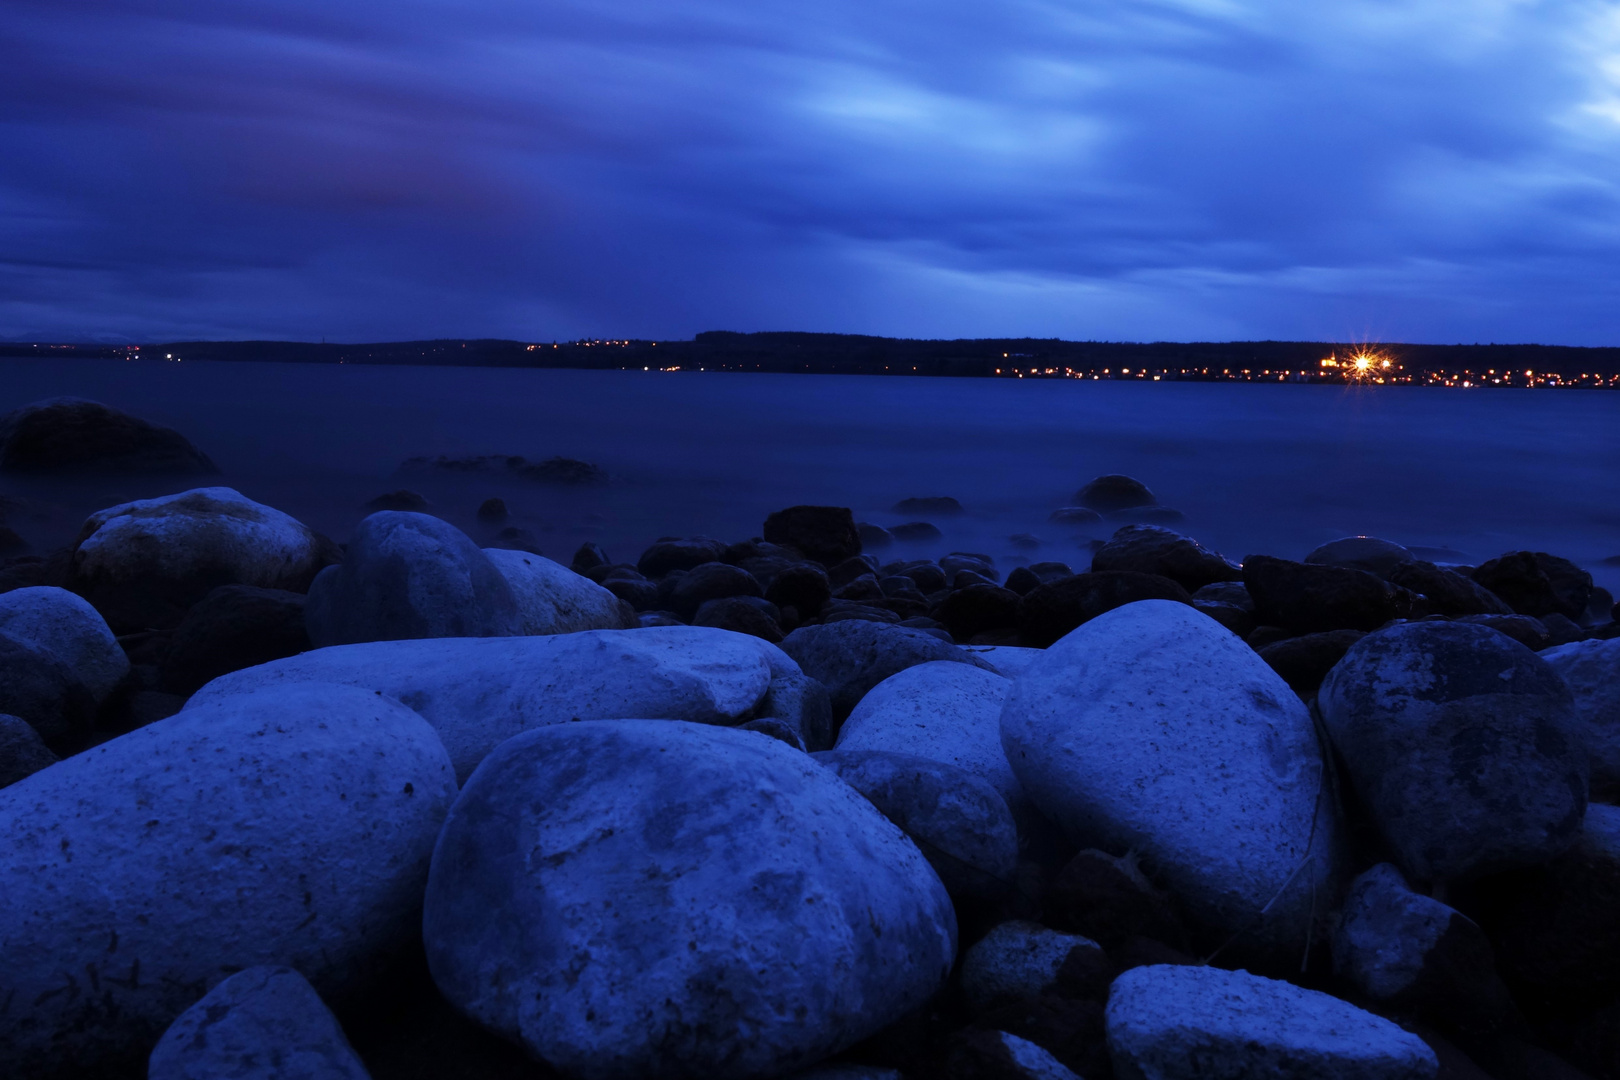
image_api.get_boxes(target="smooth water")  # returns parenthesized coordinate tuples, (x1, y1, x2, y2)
(2, 360, 1617, 594)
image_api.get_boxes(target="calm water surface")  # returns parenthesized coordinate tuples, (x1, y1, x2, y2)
(2, 360, 1617, 594)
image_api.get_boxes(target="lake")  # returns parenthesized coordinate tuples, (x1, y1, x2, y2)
(2, 359, 1617, 595)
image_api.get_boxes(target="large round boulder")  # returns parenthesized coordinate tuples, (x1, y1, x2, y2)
(1243, 554, 1424, 634)
(0, 397, 217, 474)
(1388, 561, 1513, 617)
(762, 505, 861, 566)
(1540, 637, 1620, 799)
(780, 620, 997, 720)
(0, 585, 128, 702)
(1072, 475, 1156, 513)
(67, 487, 339, 633)
(1318, 621, 1587, 882)
(423, 719, 956, 1079)
(0, 682, 456, 1078)
(1304, 536, 1415, 579)
(1000, 600, 1339, 962)
(1089, 525, 1241, 593)
(1472, 550, 1593, 622)
(668, 561, 764, 622)
(482, 548, 627, 635)
(305, 511, 520, 647)
(0, 631, 94, 749)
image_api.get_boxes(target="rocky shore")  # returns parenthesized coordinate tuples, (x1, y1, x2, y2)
(1, 398, 1619, 1080)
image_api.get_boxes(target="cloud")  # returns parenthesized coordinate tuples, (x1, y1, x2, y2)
(2, 0, 1619, 342)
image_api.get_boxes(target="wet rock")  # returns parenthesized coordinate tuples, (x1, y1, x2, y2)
(1318, 621, 1587, 882)
(160, 585, 309, 696)
(1305, 536, 1416, 579)
(0, 712, 57, 789)
(892, 521, 944, 542)
(945, 1030, 1081, 1080)
(0, 397, 217, 474)
(485, 549, 627, 635)
(1193, 600, 1255, 638)
(399, 453, 606, 485)
(1540, 638, 1620, 798)
(304, 512, 520, 647)
(939, 584, 1022, 642)
(1453, 612, 1550, 650)
(858, 523, 895, 550)
(365, 489, 430, 512)
(422, 720, 956, 1079)
(0, 683, 455, 1079)
(1106, 965, 1439, 1079)
(0, 632, 94, 749)
(814, 749, 1019, 906)
(67, 487, 339, 634)
(1047, 507, 1102, 527)
(1044, 849, 1190, 951)
(1016, 571, 1191, 649)
(694, 595, 783, 643)
(896, 496, 965, 516)
(476, 497, 509, 524)
(0, 585, 128, 702)
(1257, 629, 1365, 698)
(147, 965, 371, 1080)
(1073, 475, 1156, 513)
(1389, 561, 1513, 617)
(1244, 554, 1424, 634)
(661, 561, 763, 622)
(636, 537, 728, 579)
(780, 620, 998, 721)
(767, 562, 834, 616)
(764, 505, 862, 566)
(1089, 525, 1241, 593)
(1001, 600, 1339, 962)
(961, 922, 1102, 1013)
(1333, 863, 1514, 1031)
(1473, 551, 1594, 623)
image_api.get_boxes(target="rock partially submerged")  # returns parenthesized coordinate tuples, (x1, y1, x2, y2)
(0, 397, 217, 474)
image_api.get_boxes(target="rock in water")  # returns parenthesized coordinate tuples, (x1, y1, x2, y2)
(188, 626, 797, 781)
(1539, 637, 1620, 799)
(422, 719, 956, 1079)
(482, 548, 627, 635)
(999, 600, 1338, 962)
(1318, 621, 1587, 882)
(1388, 561, 1513, 617)
(147, 966, 371, 1080)
(1105, 965, 1439, 1079)
(1243, 554, 1423, 634)
(1089, 525, 1242, 592)
(0, 397, 217, 474)
(0, 711, 57, 788)
(1472, 550, 1593, 622)
(67, 487, 339, 633)
(1304, 536, 1415, 579)
(0, 682, 456, 1079)
(781, 620, 998, 720)
(0, 585, 128, 702)
(304, 511, 521, 647)
(763, 505, 862, 566)
(1073, 475, 1156, 513)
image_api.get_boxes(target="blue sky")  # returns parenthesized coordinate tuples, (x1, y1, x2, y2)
(4, 0, 1620, 343)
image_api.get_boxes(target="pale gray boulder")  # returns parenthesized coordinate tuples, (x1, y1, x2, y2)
(189, 626, 801, 781)
(147, 965, 371, 1080)
(1541, 637, 1620, 799)
(813, 749, 1019, 904)
(1000, 600, 1340, 963)
(305, 511, 520, 646)
(482, 548, 629, 635)
(423, 719, 956, 1080)
(0, 711, 57, 788)
(836, 660, 1023, 814)
(960, 920, 1102, 1013)
(780, 620, 997, 720)
(67, 486, 337, 633)
(1319, 621, 1587, 882)
(0, 682, 455, 1079)
(1106, 965, 1438, 1079)
(0, 586, 128, 702)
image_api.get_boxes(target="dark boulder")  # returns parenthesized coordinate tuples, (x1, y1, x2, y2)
(1244, 554, 1424, 634)
(1194, 600, 1255, 638)
(765, 563, 833, 617)
(365, 489, 430, 512)
(942, 553, 998, 583)
(892, 521, 944, 542)
(668, 562, 763, 621)
(953, 569, 995, 590)
(1257, 629, 1365, 698)
(1473, 551, 1594, 622)
(829, 555, 881, 589)
(475, 497, 508, 523)
(693, 596, 783, 643)
(1044, 849, 1189, 952)
(858, 523, 896, 550)
(762, 505, 861, 566)
(938, 585, 1022, 642)
(1453, 613, 1551, 651)
(1304, 536, 1415, 579)
(1016, 571, 1191, 649)
(636, 537, 727, 579)
(893, 561, 948, 594)
(1090, 525, 1242, 592)
(602, 576, 659, 611)
(894, 496, 964, 516)
(1191, 581, 1253, 611)
(160, 586, 310, 696)
(835, 575, 885, 603)
(1005, 562, 1073, 596)
(0, 632, 93, 750)
(569, 541, 610, 574)
(1389, 560, 1514, 616)
(0, 398, 217, 475)
(1048, 507, 1103, 527)
(780, 620, 997, 719)
(1073, 474, 1156, 513)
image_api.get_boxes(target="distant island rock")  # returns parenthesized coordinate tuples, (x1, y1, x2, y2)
(397, 454, 607, 485)
(0, 398, 217, 475)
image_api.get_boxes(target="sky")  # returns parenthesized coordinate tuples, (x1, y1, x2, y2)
(4, 0, 1620, 345)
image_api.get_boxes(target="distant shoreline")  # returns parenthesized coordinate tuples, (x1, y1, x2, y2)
(4, 331, 1620, 388)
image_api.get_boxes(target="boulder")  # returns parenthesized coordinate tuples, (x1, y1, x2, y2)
(147, 965, 371, 1080)
(1105, 965, 1439, 1080)
(0, 632, 94, 749)
(1191, 581, 1253, 610)
(0, 711, 57, 788)
(1244, 554, 1424, 634)
(857, 523, 895, 550)
(304, 511, 520, 647)
(0, 585, 128, 702)
(1048, 507, 1103, 527)
(891, 521, 944, 542)
(756, 668, 835, 751)
(895, 496, 965, 516)
(813, 749, 1019, 905)
(68, 487, 339, 633)
(668, 561, 764, 621)
(1072, 475, 1156, 513)
(483, 548, 627, 635)
(1044, 849, 1190, 951)
(1192, 600, 1254, 638)
(603, 576, 659, 611)
(1473, 551, 1594, 622)
(829, 555, 880, 589)
(636, 537, 728, 579)
(938, 584, 1022, 642)
(960, 921, 1102, 1013)
(189, 626, 798, 781)
(160, 585, 310, 696)
(766, 563, 834, 615)
(477, 497, 510, 524)
(1540, 638, 1620, 798)
(1388, 561, 1513, 617)
(0, 683, 455, 1079)
(1257, 629, 1364, 698)
(1000, 600, 1339, 962)
(891, 560, 948, 593)
(763, 505, 862, 566)
(1004, 564, 1072, 596)
(1333, 863, 1514, 1030)
(781, 621, 999, 722)
(942, 553, 998, 582)
(946, 1029, 1082, 1079)
(422, 719, 956, 1079)
(1090, 526, 1242, 592)
(835, 660, 1022, 814)
(1016, 571, 1191, 649)
(1453, 612, 1550, 650)
(1304, 536, 1415, 579)
(0, 397, 216, 474)
(1318, 621, 1587, 882)
(694, 596, 784, 643)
